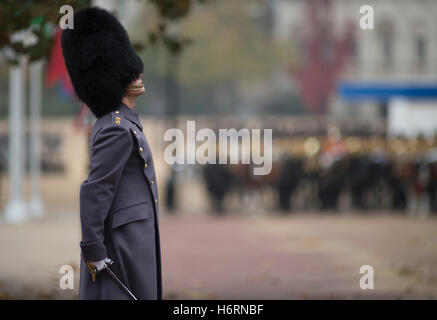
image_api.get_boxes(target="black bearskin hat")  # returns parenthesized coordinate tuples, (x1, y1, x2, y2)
(61, 7, 143, 118)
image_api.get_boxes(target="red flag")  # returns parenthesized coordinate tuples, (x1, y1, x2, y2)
(46, 28, 74, 97)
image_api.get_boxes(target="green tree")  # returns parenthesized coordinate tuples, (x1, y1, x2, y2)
(0, 0, 89, 64)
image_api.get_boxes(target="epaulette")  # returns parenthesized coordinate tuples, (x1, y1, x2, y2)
(111, 109, 123, 126)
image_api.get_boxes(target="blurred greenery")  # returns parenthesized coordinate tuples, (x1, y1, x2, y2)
(180, 1, 286, 85)
(139, 0, 295, 85)
(137, 0, 299, 115)
(0, 0, 90, 64)
(0, 0, 89, 118)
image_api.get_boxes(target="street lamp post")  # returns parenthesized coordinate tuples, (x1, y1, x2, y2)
(29, 59, 45, 218)
(4, 56, 28, 224)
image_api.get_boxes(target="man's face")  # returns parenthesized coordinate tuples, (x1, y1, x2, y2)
(126, 74, 146, 97)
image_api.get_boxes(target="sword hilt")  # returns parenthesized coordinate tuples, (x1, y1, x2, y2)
(86, 258, 114, 282)
(86, 258, 137, 300)
(85, 262, 98, 282)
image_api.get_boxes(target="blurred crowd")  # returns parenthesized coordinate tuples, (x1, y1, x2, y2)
(202, 128, 437, 215)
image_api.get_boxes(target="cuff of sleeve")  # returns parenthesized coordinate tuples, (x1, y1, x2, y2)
(80, 240, 108, 262)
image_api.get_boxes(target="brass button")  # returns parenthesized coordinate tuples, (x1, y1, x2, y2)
(144, 163, 148, 168)
(139, 147, 143, 152)
(133, 130, 137, 135)
(115, 117, 121, 121)
(155, 199, 158, 203)
(115, 110, 119, 113)
(150, 180, 154, 185)
(115, 120, 120, 125)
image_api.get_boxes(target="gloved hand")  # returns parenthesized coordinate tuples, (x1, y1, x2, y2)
(89, 257, 112, 271)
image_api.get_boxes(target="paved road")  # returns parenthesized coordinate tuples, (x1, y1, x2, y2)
(0, 210, 436, 299)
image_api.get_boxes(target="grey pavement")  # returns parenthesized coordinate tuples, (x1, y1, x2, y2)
(0, 210, 436, 299)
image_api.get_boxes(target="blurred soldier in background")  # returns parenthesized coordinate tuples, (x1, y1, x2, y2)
(201, 123, 437, 216)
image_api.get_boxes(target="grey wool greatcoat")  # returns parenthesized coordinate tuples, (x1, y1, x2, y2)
(79, 103, 162, 300)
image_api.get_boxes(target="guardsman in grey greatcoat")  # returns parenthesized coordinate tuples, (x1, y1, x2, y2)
(61, 7, 162, 300)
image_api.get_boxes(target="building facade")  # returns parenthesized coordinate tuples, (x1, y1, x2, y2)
(272, 0, 437, 135)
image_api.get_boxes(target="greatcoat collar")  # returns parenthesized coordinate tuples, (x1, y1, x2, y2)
(118, 103, 143, 131)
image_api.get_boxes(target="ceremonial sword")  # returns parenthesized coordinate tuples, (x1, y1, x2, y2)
(86, 258, 138, 300)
